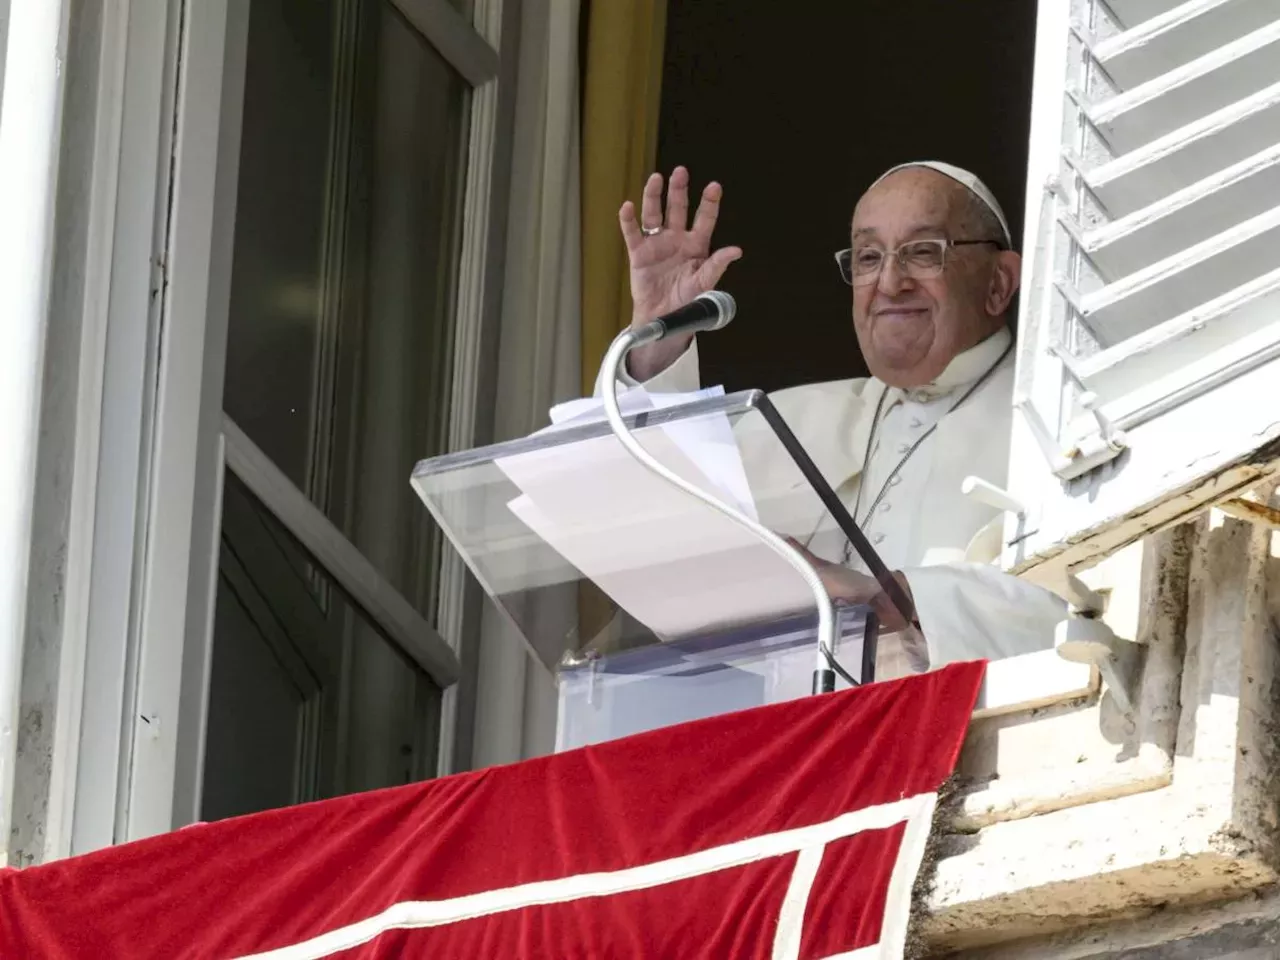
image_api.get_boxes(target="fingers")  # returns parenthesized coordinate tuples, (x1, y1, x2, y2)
(693, 245, 743, 289)
(639, 172, 664, 232)
(624, 169, 718, 254)
(691, 181, 725, 245)
(665, 166, 690, 230)
(619, 200, 643, 252)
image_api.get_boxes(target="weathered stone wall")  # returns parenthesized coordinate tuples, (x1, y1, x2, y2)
(946, 887, 1280, 959)
(927, 507, 1280, 957)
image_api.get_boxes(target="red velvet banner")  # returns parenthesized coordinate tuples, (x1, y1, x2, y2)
(0, 661, 984, 959)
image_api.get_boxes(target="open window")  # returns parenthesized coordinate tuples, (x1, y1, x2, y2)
(648, 1, 1098, 719)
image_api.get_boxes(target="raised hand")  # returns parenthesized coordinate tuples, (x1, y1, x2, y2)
(619, 166, 742, 381)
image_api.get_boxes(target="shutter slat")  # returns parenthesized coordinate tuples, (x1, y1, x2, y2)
(1093, 0, 1252, 84)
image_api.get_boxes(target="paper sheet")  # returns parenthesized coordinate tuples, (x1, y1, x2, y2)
(495, 402, 814, 639)
(541, 386, 757, 522)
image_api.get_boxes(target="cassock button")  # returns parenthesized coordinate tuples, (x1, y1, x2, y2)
(897, 443, 910, 454)
(909, 417, 923, 429)
(889, 475, 901, 486)
(873, 533, 885, 545)
(880, 502, 892, 513)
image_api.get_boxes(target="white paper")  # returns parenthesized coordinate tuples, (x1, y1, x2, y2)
(542, 386, 757, 522)
(495, 418, 814, 640)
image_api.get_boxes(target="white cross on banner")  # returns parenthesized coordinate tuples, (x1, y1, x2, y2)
(0, 662, 985, 959)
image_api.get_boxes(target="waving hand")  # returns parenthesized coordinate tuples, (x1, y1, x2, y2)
(619, 167, 742, 381)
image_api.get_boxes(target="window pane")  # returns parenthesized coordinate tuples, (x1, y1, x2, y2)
(223, 0, 470, 625)
(328, 1, 469, 620)
(223, 0, 341, 491)
(202, 470, 441, 822)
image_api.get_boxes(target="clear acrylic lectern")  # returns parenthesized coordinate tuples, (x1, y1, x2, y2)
(411, 390, 914, 750)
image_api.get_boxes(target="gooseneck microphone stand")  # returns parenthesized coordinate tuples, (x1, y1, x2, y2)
(599, 320, 841, 696)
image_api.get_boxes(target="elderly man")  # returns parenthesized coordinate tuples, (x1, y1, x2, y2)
(606, 162, 1065, 675)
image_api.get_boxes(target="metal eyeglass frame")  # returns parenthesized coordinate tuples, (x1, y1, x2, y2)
(834, 237, 1005, 287)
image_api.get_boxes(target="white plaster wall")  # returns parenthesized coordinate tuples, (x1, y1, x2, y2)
(0, 0, 9, 107)
(12, 0, 101, 866)
(920, 506, 1280, 953)
(954, 886, 1280, 959)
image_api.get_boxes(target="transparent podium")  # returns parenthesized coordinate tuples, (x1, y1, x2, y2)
(411, 390, 914, 751)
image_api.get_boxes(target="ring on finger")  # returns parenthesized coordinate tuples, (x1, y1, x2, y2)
(641, 224, 663, 237)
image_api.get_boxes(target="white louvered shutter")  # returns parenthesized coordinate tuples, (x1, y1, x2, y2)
(1005, 0, 1280, 584)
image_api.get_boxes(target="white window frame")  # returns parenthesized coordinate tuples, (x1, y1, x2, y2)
(57, 0, 515, 855)
(67, 0, 187, 857)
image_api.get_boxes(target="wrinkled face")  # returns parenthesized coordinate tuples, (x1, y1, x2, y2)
(850, 169, 1019, 388)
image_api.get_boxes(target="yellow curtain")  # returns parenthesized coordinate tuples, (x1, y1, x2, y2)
(576, 0, 668, 651)
(580, 0, 668, 394)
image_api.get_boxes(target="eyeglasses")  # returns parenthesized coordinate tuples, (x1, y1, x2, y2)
(834, 238, 1004, 287)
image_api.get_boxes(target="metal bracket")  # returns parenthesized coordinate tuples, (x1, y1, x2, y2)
(1075, 390, 1126, 451)
(1061, 573, 1105, 615)
(961, 476, 1025, 516)
(1051, 340, 1129, 469)
(1014, 392, 1126, 482)
(1054, 570, 1146, 716)
(1055, 615, 1143, 714)
(1054, 573, 1141, 713)
(1015, 340, 1129, 481)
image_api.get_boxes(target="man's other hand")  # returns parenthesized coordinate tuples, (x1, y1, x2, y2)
(785, 538, 915, 633)
(618, 166, 743, 381)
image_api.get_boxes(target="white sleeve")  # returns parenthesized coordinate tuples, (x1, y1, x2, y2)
(901, 563, 1066, 667)
(592, 339, 703, 397)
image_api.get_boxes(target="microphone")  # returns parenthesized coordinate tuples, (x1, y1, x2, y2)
(630, 291, 736, 347)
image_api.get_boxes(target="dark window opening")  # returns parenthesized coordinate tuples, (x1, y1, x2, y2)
(656, 0, 1037, 393)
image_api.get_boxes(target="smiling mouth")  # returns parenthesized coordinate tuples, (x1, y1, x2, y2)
(874, 307, 929, 319)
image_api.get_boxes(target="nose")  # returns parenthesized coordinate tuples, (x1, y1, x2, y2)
(876, 253, 911, 297)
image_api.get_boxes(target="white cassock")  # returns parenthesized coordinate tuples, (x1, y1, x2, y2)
(601, 324, 1066, 679)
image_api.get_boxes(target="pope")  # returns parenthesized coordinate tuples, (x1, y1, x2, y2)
(602, 162, 1067, 676)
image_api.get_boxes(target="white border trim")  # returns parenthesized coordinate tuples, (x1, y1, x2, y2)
(772, 844, 826, 960)
(234, 793, 937, 960)
(878, 791, 936, 958)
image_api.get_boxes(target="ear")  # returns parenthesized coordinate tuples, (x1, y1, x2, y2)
(985, 250, 1021, 317)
